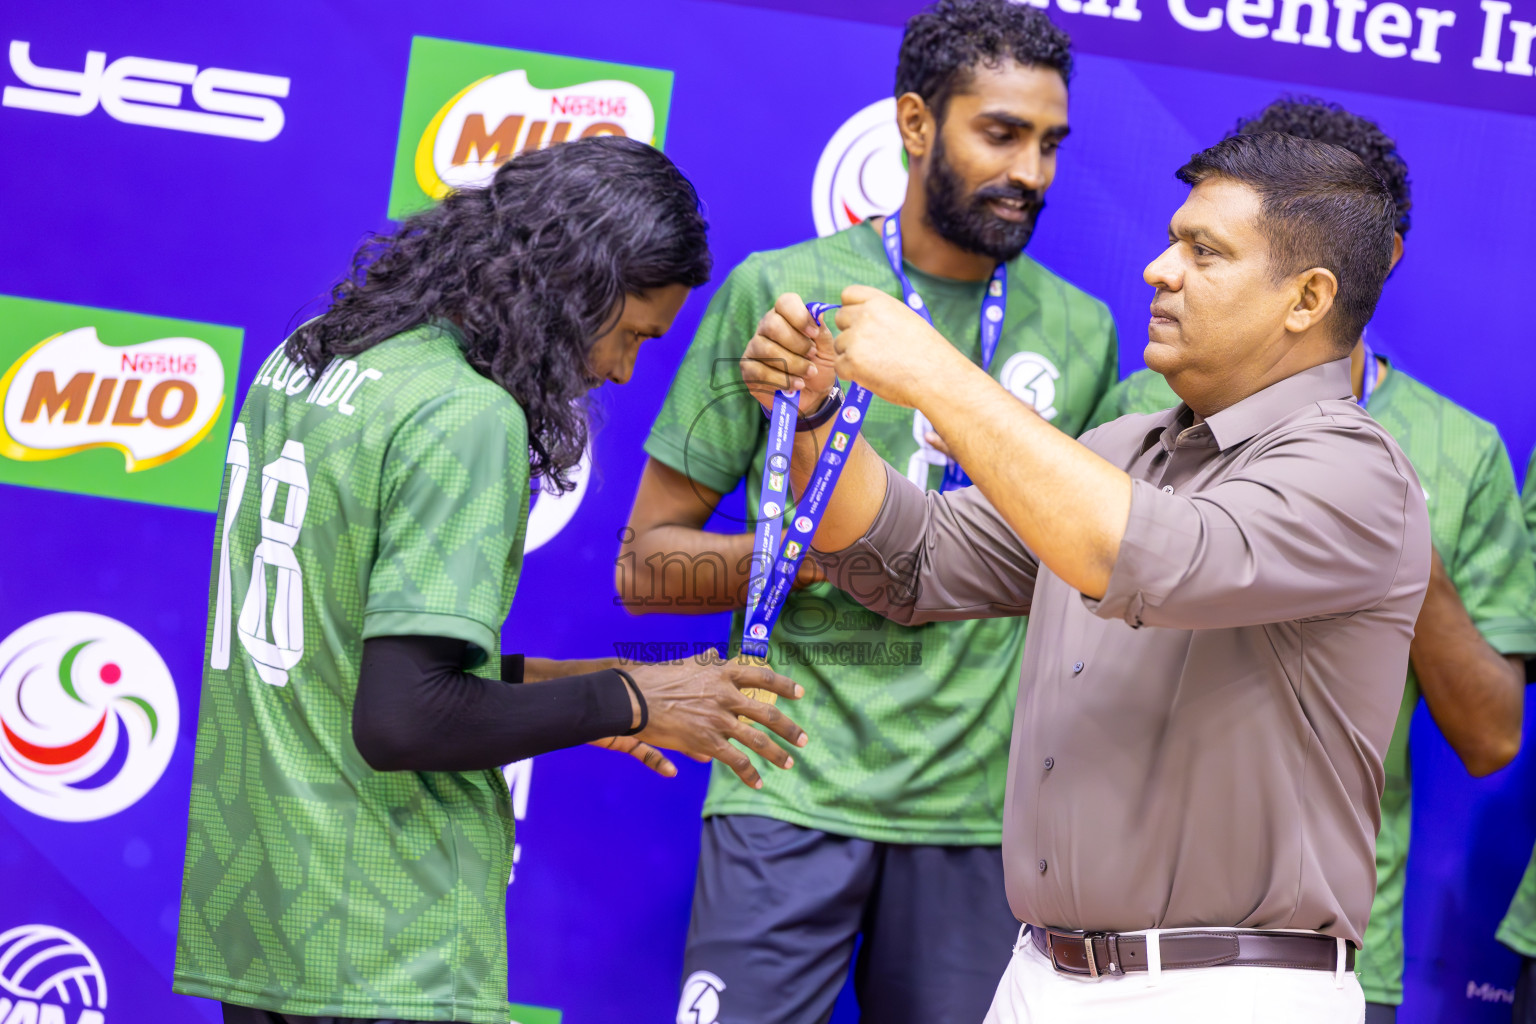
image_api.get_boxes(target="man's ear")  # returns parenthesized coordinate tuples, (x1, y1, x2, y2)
(1284, 267, 1339, 337)
(895, 92, 935, 161)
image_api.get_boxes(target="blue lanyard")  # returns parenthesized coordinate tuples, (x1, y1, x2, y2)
(742, 301, 864, 659)
(880, 209, 1008, 491)
(1359, 338, 1377, 409)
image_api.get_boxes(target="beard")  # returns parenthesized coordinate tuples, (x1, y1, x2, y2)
(923, 134, 1045, 263)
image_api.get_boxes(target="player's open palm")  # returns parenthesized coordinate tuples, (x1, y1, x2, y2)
(628, 652, 807, 789)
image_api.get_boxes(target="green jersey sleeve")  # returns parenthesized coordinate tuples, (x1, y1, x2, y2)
(646, 255, 772, 494)
(363, 387, 530, 656)
(1085, 377, 1126, 433)
(1523, 447, 1536, 531)
(1084, 367, 1182, 432)
(1450, 436, 1536, 655)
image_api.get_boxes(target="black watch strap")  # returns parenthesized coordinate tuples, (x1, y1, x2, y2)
(797, 385, 844, 432)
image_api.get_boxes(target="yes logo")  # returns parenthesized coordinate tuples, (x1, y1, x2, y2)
(3, 40, 289, 142)
(0, 295, 241, 511)
(388, 37, 673, 219)
(811, 97, 906, 237)
(0, 613, 179, 822)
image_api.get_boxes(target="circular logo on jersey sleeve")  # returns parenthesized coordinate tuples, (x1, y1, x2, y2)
(999, 352, 1062, 422)
(810, 98, 905, 238)
(677, 970, 725, 1024)
(0, 612, 179, 822)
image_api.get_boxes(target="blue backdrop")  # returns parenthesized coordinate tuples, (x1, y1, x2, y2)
(1, 1, 1534, 1021)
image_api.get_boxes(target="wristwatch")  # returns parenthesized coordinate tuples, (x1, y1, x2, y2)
(796, 385, 844, 432)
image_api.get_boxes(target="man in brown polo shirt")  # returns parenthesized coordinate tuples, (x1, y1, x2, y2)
(737, 131, 1430, 1021)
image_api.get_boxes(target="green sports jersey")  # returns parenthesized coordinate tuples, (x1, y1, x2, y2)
(1101, 362, 1536, 1003)
(174, 324, 530, 1023)
(645, 223, 1117, 844)
(1085, 363, 1181, 430)
(1497, 448, 1536, 961)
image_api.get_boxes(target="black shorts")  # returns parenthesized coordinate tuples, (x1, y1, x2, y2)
(679, 814, 1018, 1024)
(222, 1003, 439, 1024)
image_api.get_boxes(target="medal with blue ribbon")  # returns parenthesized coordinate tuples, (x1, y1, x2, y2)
(1359, 336, 1377, 409)
(740, 211, 1008, 660)
(741, 301, 861, 660)
(880, 208, 1008, 491)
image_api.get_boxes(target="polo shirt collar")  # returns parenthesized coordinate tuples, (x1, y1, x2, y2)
(1203, 357, 1354, 451)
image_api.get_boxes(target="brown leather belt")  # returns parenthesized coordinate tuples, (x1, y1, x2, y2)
(1028, 924, 1353, 979)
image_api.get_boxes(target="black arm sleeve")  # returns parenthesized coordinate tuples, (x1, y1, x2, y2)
(353, 635, 635, 772)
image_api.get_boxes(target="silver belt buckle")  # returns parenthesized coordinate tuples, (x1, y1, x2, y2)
(1083, 933, 1100, 978)
(1044, 930, 1103, 979)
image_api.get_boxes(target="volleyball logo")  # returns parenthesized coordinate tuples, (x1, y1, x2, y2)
(811, 98, 906, 237)
(0, 612, 179, 822)
(0, 924, 107, 1022)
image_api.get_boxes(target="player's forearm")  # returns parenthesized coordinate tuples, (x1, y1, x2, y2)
(618, 523, 758, 614)
(522, 656, 621, 681)
(790, 424, 888, 554)
(1411, 568, 1524, 776)
(354, 636, 636, 771)
(921, 360, 1132, 600)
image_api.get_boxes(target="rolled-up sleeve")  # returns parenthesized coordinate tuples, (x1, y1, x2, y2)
(1088, 419, 1428, 630)
(816, 461, 1039, 626)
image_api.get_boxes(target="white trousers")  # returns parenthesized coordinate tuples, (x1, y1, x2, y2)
(982, 927, 1365, 1024)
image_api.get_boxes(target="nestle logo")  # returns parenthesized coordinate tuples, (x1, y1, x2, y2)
(1467, 980, 1514, 1004)
(549, 94, 627, 118)
(120, 352, 196, 375)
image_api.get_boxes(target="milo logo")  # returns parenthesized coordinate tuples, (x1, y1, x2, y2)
(0, 294, 241, 511)
(388, 37, 674, 219)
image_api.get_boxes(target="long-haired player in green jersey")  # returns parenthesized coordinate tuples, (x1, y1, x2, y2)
(174, 136, 807, 1024)
(1088, 99, 1536, 1024)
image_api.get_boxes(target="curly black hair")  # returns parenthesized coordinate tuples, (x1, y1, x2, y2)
(286, 135, 710, 493)
(896, 0, 1072, 121)
(1232, 97, 1411, 238)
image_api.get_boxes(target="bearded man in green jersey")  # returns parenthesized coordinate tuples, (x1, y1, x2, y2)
(1089, 98, 1536, 1024)
(620, 3, 1117, 1021)
(173, 137, 807, 1024)
(1498, 450, 1536, 1023)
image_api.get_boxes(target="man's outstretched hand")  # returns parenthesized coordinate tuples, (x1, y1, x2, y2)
(830, 285, 973, 409)
(625, 651, 807, 789)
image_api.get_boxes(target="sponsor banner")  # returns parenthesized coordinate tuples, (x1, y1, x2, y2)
(811, 96, 905, 238)
(386, 36, 674, 219)
(509, 1003, 562, 1024)
(2, 40, 290, 142)
(713, 0, 1536, 117)
(0, 612, 180, 823)
(0, 295, 241, 511)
